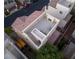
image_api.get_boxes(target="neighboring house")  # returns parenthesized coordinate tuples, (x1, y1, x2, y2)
(56, 0, 75, 18)
(4, 0, 16, 9)
(45, 0, 75, 30)
(45, 6, 72, 30)
(4, 0, 17, 16)
(11, 10, 60, 50)
(4, 0, 39, 17)
(4, 33, 28, 59)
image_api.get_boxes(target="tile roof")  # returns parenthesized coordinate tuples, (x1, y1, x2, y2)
(12, 11, 43, 32)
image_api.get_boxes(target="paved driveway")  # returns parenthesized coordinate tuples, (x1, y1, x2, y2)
(4, 0, 49, 27)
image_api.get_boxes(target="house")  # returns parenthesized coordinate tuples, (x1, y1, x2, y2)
(4, 0, 39, 10)
(56, 0, 75, 18)
(4, 0, 16, 10)
(11, 10, 60, 50)
(4, 0, 39, 16)
(45, 6, 72, 30)
(45, 0, 75, 26)
(11, 0, 75, 50)
(4, 0, 17, 16)
(5, 0, 75, 58)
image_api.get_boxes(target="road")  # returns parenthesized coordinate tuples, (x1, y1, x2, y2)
(4, 0, 49, 27)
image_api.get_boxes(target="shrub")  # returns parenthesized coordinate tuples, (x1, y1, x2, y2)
(4, 27, 13, 35)
(36, 43, 64, 59)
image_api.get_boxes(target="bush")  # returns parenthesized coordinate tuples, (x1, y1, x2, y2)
(36, 43, 64, 59)
(4, 27, 13, 35)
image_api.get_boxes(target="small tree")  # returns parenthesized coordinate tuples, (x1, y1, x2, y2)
(36, 43, 64, 59)
(4, 27, 13, 36)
